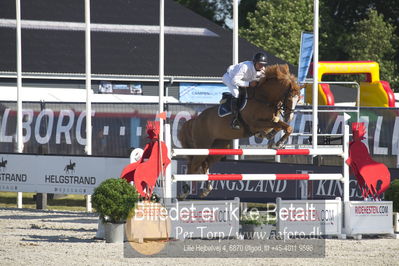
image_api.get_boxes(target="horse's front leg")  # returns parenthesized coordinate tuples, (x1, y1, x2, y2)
(274, 120, 293, 148)
(251, 114, 282, 137)
(250, 119, 292, 148)
(263, 94, 297, 143)
(266, 104, 296, 141)
(264, 129, 278, 140)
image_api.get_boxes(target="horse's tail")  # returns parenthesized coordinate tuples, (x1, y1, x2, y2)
(178, 119, 195, 149)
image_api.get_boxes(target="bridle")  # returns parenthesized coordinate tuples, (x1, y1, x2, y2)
(282, 85, 296, 114)
(249, 78, 294, 114)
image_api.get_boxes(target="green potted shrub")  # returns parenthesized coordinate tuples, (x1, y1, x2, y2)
(385, 179, 399, 232)
(92, 178, 139, 243)
(385, 179, 399, 212)
(240, 212, 275, 239)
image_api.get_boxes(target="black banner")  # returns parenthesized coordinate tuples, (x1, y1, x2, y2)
(174, 160, 399, 202)
(0, 102, 398, 167)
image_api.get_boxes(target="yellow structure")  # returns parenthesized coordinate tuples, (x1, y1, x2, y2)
(305, 61, 395, 107)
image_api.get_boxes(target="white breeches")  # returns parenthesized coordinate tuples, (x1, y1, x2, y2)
(222, 73, 240, 98)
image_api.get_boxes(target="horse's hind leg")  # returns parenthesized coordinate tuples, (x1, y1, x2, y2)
(204, 139, 231, 172)
(199, 139, 231, 198)
(189, 155, 209, 174)
(197, 158, 212, 198)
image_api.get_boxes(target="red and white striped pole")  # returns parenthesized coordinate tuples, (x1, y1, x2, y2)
(173, 173, 344, 182)
(172, 148, 343, 157)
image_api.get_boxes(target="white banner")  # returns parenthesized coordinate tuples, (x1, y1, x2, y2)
(0, 153, 129, 194)
(345, 201, 393, 235)
(169, 198, 240, 240)
(179, 83, 229, 104)
(276, 198, 342, 237)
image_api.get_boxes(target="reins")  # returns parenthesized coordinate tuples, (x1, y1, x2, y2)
(248, 78, 293, 112)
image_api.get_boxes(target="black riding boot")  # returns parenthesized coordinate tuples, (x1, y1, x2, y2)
(230, 97, 240, 130)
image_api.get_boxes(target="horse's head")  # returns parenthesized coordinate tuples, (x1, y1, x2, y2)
(257, 64, 301, 121)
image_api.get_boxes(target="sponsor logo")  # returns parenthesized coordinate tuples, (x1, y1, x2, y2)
(44, 174, 96, 185)
(64, 160, 76, 174)
(0, 157, 7, 171)
(354, 205, 389, 216)
(0, 157, 27, 183)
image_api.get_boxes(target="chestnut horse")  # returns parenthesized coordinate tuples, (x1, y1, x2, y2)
(178, 64, 301, 176)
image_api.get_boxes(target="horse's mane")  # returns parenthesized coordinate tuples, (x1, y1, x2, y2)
(259, 64, 301, 96)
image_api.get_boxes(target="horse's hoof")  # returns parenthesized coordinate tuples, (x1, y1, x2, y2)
(199, 190, 212, 198)
(267, 142, 276, 149)
(177, 192, 189, 201)
(199, 182, 213, 198)
(275, 142, 286, 149)
(265, 132, 276, 140)
(177, 184, 190, 200)
(254, 132, 264, 138)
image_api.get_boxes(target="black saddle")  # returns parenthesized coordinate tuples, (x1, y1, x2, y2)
(218, 90, 247, 117)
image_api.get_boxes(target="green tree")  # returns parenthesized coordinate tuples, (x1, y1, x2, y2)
(318, 1, 348, 61)
(343, 9, 398, 88)
(175, 0, 232, 28)
(240, 0, 313, 65)
(238, 0, 257, 28)
(319, 1, 399, 90)
(321, 0, 399, 37)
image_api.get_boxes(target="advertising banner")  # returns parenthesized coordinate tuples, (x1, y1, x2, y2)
(276, 198, 342, 237)
(1, 102, 398, 166)
(168, 198, 240, 240)
(297, 32, 314, 84)
(0, 153, 128, 194)
(179, 83, 229, 104)
(344, 201, 393, 235)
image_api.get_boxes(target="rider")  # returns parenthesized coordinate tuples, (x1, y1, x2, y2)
(222, 52, 267, 129)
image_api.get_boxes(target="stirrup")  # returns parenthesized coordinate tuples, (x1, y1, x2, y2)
(231, 119, 240, 130)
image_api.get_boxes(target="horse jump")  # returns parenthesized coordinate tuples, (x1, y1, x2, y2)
(164, 122, 351, 203)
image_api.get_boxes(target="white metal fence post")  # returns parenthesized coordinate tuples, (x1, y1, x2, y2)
(85, 0, 92, 212)
(343, 114, 350, 203)
(16, 0, 23, 209)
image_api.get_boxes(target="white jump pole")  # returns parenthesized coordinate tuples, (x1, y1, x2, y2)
(15, 0, 23, 208)
(312, 0, 319, 150)
(84, 0, 92, 212)
(232, 0, 239, 160)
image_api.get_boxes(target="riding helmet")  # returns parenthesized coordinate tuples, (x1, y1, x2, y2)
(253, 53, 268, 66)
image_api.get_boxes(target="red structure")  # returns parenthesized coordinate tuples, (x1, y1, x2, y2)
(120, 121, 170, 198)
(346, 122, 391, 199)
